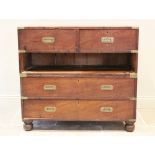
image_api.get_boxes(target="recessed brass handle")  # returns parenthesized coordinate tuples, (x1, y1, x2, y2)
(100, 85, 113, 90)
(42, 36, 55, 44)
(101, 37, 114, 43)
(100, 107, 113, 113)
(43, 84, 56, 91)
(44, 106, 56, 112)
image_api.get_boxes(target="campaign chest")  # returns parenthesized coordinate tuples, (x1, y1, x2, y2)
(18, 27, 139, 131)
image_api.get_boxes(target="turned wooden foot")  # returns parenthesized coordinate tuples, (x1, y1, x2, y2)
(125, 120, 135, 132)
(23, 120, 33, 131)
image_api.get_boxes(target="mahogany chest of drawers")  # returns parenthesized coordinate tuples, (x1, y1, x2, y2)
(18, 27, 139, 132)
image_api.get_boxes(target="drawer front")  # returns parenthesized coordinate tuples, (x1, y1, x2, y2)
(78, 100, 135, 121)
(22, 77, 135, 99)
(80, 29, 138, 53)
(18, 29, 77, 52)
(22, 99, 135, 121)
(22, 78, 78, 98)
(78, 78, 135, 99)
(23, 100, 77, 120)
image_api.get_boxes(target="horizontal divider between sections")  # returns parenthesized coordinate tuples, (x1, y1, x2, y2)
(20, 71, 137, 78)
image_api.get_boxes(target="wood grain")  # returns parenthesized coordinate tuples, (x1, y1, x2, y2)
(18, 28, 139, 53)
(23, 100, 78, 120)
(18, 27, 138, 131)
(80, 29, 138, 53)
(22, 99, 135, 121)
(18, 29, 77, 53)
(19, 53, 31, 72)
(78, 100, 135, 121)
(78, 78, 135, 99)
(22, 77, 135, 99)
(131, 53, 138, 72)
(22, 77, 78, 98)
(32, 53, 106, 66)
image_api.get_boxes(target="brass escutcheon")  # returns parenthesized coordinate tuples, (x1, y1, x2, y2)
(100, 85, 113, 90)
(44, 106, 56, 112)
(42, 36, 55, 44)
(101, 37, 114, 43)
(44, 84, 56, 91)
(100, 107, 113, 113)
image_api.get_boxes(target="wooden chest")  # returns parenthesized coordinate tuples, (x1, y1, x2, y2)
(18, 27, 139, 132)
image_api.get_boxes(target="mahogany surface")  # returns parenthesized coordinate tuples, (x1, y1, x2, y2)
(18, 27, 139, 132)
(23, 100, 135, 121)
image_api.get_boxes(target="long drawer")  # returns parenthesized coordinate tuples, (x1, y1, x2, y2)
(18, 29, 77, 53)
(22, 100, 135, 121)
(21, 77, 135, 99)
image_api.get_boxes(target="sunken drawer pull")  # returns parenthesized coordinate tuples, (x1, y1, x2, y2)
(101, 37, 114, 43)
(100, 107, 113, 113)
(42, 36, 55, 44)
(100, 85, 113, 90)
(43, 84, 56, 91)
(44, 106, 56, 112)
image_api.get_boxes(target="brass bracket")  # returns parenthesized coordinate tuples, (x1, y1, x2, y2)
(18, 27, 25, 30)
(21, 96, 28, 100)
(20, 73, 27, 78)
(130, 72, 137, 79)
(19, 50, 26, 53)
(127, 119, 136, 123)
(131, 50, 138, 53)
(130, 97, 136, 101)
(131, 26, 139, 29)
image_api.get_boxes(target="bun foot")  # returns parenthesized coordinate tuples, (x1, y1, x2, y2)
(125, 120, 135, 132)
(23, 120, 33, 131)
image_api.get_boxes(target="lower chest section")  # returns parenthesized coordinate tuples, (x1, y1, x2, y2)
(21, 76, 136, 121)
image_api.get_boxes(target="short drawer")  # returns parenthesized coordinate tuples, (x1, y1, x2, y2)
(78, 78, 135, 99)
(80, 29, 138, 53)
(21, 77, 78, 98)
(18, 29, 77, 52)
(78, 100, 135, 121)
(23, 100, 77, 120)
